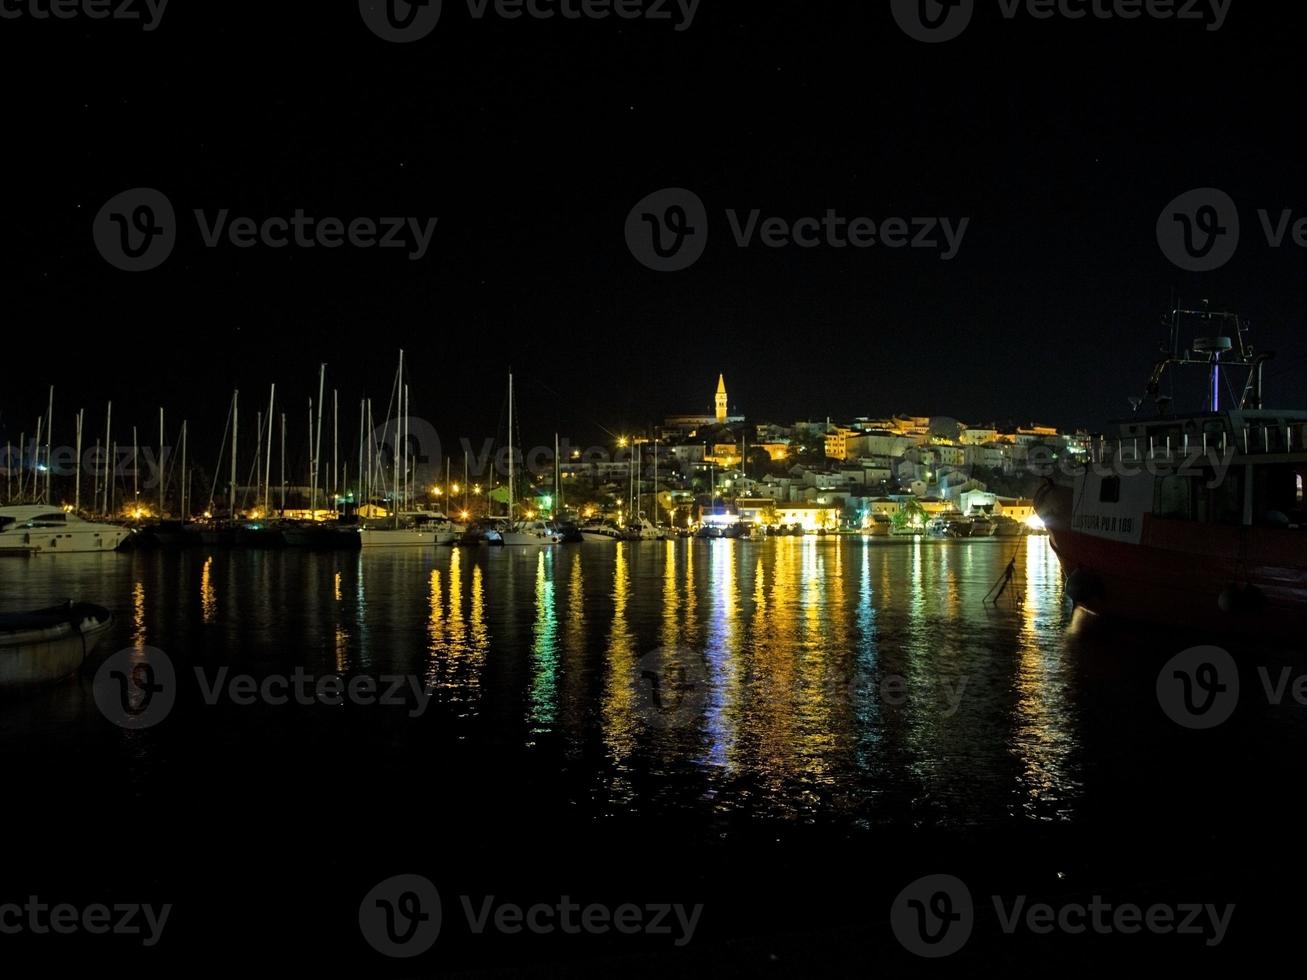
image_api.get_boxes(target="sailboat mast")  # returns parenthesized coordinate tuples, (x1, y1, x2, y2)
(45, 385, 53, 505)
(312, 363, 325, 518)
(75, 409, 84, 513)
(230, 391, 238, 519)
(404, 383, 411, 511)
(158, 407, 165, 517)
(332, 388, 339, 507)
(264, 384, 275, 516)
(508, 372, 515, 523)
(103, 401, 112, 515)
(393, 352, 403, 527)
(357, 398, 365, 515)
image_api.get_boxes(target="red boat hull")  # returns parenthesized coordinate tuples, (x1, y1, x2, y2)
(1044, 515, 1306, 638)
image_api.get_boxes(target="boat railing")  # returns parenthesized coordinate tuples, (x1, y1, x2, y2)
(1087, 422, 1306, 465)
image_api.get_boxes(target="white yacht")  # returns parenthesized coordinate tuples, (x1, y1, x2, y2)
(359, 512, 466, 548)
(578, 520, 623, 543)
(0, 506, 131, 554)
(485, 518, 561, 546)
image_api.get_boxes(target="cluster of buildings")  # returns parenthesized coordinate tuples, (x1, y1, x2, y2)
(534, 375, 1090, 531)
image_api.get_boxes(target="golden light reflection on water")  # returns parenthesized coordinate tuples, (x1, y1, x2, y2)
(112, 538, 1084, 827)
(422, 547, 488, 711)
(200, 557, 216, 624)
(602, 543, 637, 764)
(1009, 535, 1080, 817)
(131, 580, 146, 648)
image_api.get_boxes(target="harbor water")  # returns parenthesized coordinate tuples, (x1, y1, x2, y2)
(2, 537, 1302, 971)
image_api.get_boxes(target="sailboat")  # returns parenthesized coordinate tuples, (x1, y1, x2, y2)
(487, 373, 560, 547)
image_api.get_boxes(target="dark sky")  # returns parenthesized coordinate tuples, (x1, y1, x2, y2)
(4, 1, 1306, 464)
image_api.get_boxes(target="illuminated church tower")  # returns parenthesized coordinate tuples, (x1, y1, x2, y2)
(715, 374, 728, 424)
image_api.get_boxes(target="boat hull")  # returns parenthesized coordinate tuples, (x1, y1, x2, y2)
(0, 603, 114, 691)
(360, 529, 436, 548)
(1039, 482, 1307, 638)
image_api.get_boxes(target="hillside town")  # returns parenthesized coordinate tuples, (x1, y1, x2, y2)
(513, 375, 1091, 535)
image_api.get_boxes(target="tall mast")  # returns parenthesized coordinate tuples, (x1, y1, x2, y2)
(554, 432, 559, 514)
(332, 388, 339, 507)
(264, 384, 275, 516)
(357, 398, 365, 516)
(393, 352, 403, 526)
(103, 402, 112, 515)
(45, 385, 53, 505)
(158, 407, 165, 517)
(508, 372, 515, 523)
(34, 418, 42, 505)
(312, 363, 326, 518)
(75, 409, 84, 513)
(254, 410, 263, 512)
(404, 382, 411, 511)
(132, 425, 138, 509)
(230, 391, 239, 519)
(653, 437, 658, 528)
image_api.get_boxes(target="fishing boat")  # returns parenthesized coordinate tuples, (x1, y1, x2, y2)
(1035, 306, 1307, 637)
(0, 601, 114, 690)
(0, 506, 132, 554)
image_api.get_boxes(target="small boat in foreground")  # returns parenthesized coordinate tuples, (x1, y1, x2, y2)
(0, 602, 114, 690)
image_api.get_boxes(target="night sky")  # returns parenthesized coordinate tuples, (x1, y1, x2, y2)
(4, 1, 1305, 462)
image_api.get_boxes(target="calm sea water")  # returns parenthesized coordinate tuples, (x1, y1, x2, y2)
(2, 537, 1303, 972)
